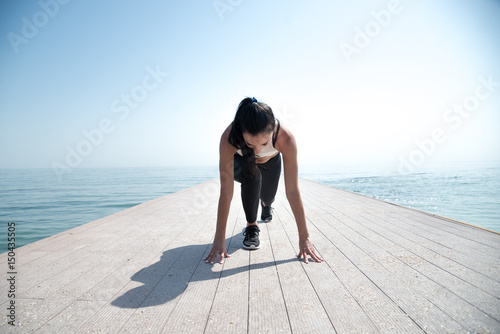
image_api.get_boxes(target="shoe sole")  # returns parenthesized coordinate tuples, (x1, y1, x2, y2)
(242, 244, 260, 250)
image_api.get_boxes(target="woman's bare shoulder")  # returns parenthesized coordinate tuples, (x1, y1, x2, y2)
(275, 123, 296, 151)
(220, 123, 237, 152)
(221, 123, 232, 142)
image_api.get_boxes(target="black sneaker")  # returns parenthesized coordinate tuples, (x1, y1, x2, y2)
(261, 202, 273, 222)
(243, 225, 260, 249)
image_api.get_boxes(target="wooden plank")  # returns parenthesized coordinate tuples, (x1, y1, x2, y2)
(299, 178, 500, 247)
(8, 180, 219, 332)
(272, 198, 380, 334)
(302, 180, 500, 285)
(309, 209, 467, 332)
(265, 200, 335, 333)
(116, 199, 220, 333)
(204, 211, 249, 334)
(160, 184, 240, 333)
(33, 300, 107, 334)
(298, 179, 500, 332)
(158, 259, 223, 334)
(0, 201, 163, 295)
(0, 218, 132, 295)
(351, 212, 500, 331)
(400, 211, 500, 247)
(362, 212, 500, 290)
(299, 180, 500, 274)
(17, 207, 176, 300)
(117, 241, 212, 333)
(389, 211, 500, 258)
(8, 213, 187, 331)
(80, 229, 211, 333)
(74, 182, 221, 333)
(248, 221, 291, 333)
(275, 196, 424, 334)
(366, 212, 500, 281)
(1, 178, 499, 333)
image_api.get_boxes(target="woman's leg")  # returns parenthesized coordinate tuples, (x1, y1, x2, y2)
(234, 154, 261, 224)
(258, 153, 282, 207)
(234, 154, 262, 249)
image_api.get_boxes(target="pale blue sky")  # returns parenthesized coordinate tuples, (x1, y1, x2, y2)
(1, 0, 499, 173)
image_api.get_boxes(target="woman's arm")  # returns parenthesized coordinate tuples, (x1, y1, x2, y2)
(278, 127, 323, 263)
(204, 124, 236, 264)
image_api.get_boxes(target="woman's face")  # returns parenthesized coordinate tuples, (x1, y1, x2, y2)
(242, 132, 273, 155)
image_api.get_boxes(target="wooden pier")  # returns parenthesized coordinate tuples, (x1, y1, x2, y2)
(1, 178, 499, 333)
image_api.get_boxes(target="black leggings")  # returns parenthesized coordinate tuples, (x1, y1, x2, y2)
(234, 153, 282, 223)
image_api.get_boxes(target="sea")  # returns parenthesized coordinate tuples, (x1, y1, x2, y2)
(1, 161, 499, 253)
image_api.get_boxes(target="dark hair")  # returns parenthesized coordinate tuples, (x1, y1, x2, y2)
(228, 97, 275, 178)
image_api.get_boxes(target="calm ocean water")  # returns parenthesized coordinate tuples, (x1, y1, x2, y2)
(299, 161, 500, 233)
(0, 166, 219, 253)
(1, 161, 499, 252)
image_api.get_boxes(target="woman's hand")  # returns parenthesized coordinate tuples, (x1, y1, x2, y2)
(204, 237, 230, 264)
(297, 236, 324, 264)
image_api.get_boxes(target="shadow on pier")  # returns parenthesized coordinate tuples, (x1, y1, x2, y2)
(111, 234, 296, 309)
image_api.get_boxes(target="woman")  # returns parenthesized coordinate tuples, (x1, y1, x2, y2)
(204, 97, 323, 264)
